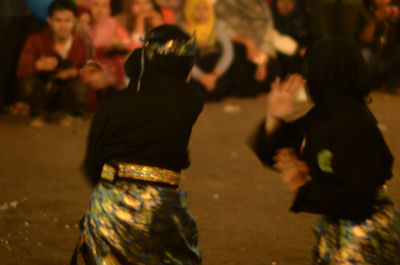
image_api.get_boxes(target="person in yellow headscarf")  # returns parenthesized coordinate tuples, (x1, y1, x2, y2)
(181, 0, 234, 101)
(183, 0, 216, 48)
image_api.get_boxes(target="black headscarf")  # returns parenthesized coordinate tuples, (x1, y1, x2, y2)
(84, 25, 204, 185)
(304, 37, 372, 106)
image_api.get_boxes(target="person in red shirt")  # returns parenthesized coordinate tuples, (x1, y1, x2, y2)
(17, 0, 90, 127)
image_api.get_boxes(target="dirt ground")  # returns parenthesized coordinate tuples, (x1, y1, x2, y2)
(0, 92, 400, 265)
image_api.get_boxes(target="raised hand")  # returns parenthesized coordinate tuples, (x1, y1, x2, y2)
(267, 74, 306, 120)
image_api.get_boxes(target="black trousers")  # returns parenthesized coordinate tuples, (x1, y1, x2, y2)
(226, 43, 280, 97)
(310, 1, 362, 40)
(18, 76, 89, 117)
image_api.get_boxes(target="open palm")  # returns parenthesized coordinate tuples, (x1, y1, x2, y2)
(267, 74, 306, 120)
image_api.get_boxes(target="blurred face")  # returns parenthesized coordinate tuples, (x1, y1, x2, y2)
(90, 0, 110, 22)
(131, 0, 155, 16)
(276, 0, 295, 16)
(193, 1, 211, 23)
(47, 10, 76, 41)
(78, 12, 91, 31)
(373, 0, 391, 6)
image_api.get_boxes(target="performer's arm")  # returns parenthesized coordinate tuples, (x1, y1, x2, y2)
(250, 74, 309, 166)
(250, 117, 305, 167)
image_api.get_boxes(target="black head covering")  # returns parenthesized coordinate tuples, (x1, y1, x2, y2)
(304, 37, 372, 106)
(125, 25, 198, 90)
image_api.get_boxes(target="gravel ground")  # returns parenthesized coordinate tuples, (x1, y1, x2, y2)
(0, 92, 400, 265)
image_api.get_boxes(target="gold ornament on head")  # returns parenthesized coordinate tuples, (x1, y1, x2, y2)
(136, 34, 198, 92)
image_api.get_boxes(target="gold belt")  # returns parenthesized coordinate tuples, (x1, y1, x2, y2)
(101, 162, 180, 186)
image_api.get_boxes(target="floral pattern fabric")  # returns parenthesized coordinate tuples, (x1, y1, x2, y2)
(70, 180, 202, 265)
(313, 188, 400, 265)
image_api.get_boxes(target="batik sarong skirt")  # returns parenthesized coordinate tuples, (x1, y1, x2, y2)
(70, 180, 202, 265)
(313, 189, 400, 265)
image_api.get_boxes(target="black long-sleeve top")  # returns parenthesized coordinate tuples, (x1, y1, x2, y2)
(251, 97, 393, 221)
(83, 72, 204, 185)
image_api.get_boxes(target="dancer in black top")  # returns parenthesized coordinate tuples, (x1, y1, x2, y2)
(70, 25, 203, 265)
(251, 38, 400, 264)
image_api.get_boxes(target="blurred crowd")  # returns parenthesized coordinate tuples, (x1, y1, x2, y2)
(0, 0, 399, 126)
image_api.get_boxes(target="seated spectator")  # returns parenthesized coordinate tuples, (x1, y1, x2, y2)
(271, 0, 311, 76)
(16, 0, 90, 127)
(155, 0, 185, 23)
(215, 0, 298, 97)
(85, 0, 125, 89)
(89, 0, 163, 89)
(114, 0, 163, 45)
(310, 0, 363, 40)
(355, 0, 400, 92)
(0, 0, 45, 115)
(76, 5, 95, 57)
(181, 0, 233, 101)
(74, 2, 113, 110)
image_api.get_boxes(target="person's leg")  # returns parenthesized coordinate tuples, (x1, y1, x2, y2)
(360, 48, 383, 89)
(195, 51, 231, 101)
(311, 1, 336, 39)
(18, 77, 49, 117)
(227, 43, 262, 97)
(376, 44, 400, 91)
(0, 15, 46, 109)
(266, 57, 284, 88)
(338, 3, 363, 41)
(313, 191, 400, 264)
(59, 78, 89, 116)
(379, 44, 400, 74)
(17, 77, 50, 126)
(0, 17, 25, 108)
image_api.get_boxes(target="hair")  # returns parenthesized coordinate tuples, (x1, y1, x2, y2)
(118, 0, 161, 33)
(76, 4, 90, 18)
(122, 0, 161, 13)
(48, 0, 77, 17)
(304, 37, 372, 106)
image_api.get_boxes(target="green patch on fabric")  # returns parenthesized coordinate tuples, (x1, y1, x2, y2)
(317, 149, 334, 173)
